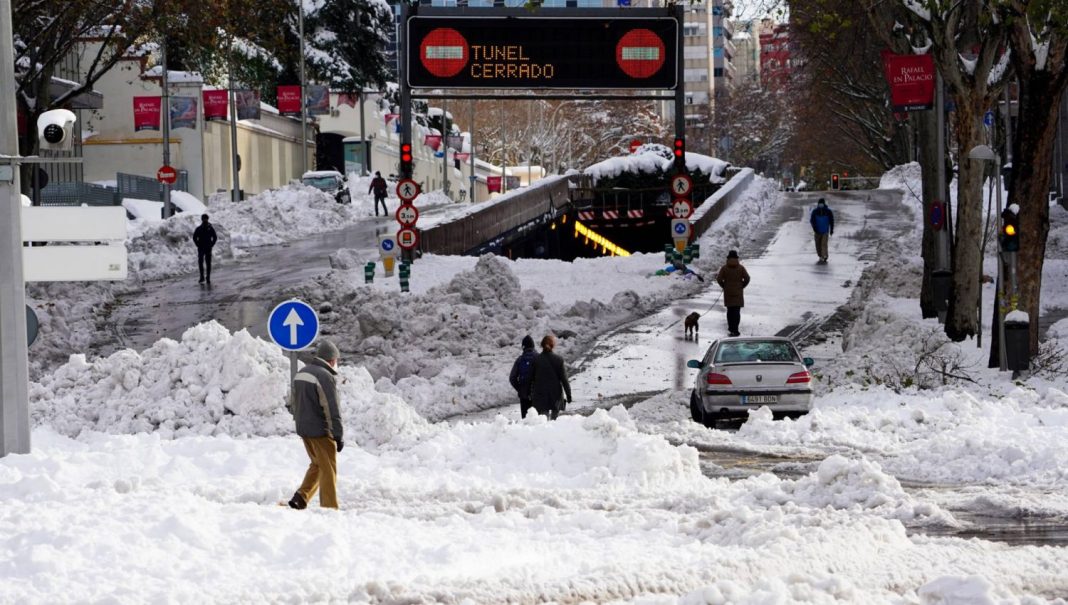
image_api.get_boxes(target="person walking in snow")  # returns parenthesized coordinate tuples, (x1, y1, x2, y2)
(509, 335, 538, 418)
(287, 340, 344, 510)
(810, 198, 835, 263)
(192, 214, 217, 285)
(369, 171, 389, 217)
(529, 334, 572, 420)
(716, 250, 751, 337)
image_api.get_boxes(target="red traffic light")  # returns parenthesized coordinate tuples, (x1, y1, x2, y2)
(673, 138, 684, 158)
(831, 173, 840, 190)
(400, 143, 413, 163)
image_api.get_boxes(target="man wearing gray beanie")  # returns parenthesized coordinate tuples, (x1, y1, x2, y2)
(287, 339, 344, 510)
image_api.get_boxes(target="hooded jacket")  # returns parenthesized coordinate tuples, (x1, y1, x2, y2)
(289, 357, 343, 441)
(810, 204, 835, 235)
(716, 258, 751, 307)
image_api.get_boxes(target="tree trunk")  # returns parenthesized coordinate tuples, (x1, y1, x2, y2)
(945, 101, 986, 341)
(916, 106, 940, 318)
(1010, 71, 1064, 356)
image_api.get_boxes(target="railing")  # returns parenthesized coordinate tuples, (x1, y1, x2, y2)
(420, 176, 574, 255)
(117, 171, 189, 202)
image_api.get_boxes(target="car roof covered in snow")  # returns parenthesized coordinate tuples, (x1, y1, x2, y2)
(302, 170, 343, 179)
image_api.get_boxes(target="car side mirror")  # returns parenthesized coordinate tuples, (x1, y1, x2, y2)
(803, 357, 814, 367)
(686, 360, 702, 369)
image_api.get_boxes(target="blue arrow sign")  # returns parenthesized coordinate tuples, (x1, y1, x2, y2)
(674, 222, 687, 235)
(381, 239, 395, 252)
(267, 299, 319, 351)
(984, 110, 994, 126)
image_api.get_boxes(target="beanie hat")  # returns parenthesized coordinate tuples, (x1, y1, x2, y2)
(727, 250, 739, 259)
(316, 339, 340, 361)
(817, 198, 826, 206)
(521, 335, 535, 349)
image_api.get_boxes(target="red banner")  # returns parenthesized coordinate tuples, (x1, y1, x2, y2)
(882, 52, 936, 112)
(487, 175, 502, 193)
(455, 152, 471, 161)
(337, 92, 358, 108)
(384, 113, 398, 125)
(203, 90, 228, 121)
(133, 96, 162, 131)
(277, 85, 302, 116)
(424, 134, 442, 151)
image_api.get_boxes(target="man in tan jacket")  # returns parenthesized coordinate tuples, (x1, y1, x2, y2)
(287, 340, 343, 510)
(715, 250, 751, 337)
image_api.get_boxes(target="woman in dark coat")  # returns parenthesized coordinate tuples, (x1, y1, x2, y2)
(529, 335, 572, 420)
(715, 250, 751, 337)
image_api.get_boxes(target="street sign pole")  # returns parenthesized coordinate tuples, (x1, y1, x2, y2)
(0, 0, 31, 456)
(161, 40, 173, 219)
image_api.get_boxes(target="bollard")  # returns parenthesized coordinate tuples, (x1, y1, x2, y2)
(664, 244, 673, 264)
(692, 243, 700, 259)
(400, 278, 410, 293)
(1003, 316, 1031, 372)
(364, 262, 375, 284)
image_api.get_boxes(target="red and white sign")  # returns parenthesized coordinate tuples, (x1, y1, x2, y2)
(276, 85, 302, 116)
(396, 179, 420, 202)
(628, 139, 643, 153)
(881, 52, 936, 112)
(396, 204, 419, 226)
(577, 211, 595, 221)
(397, 227, 419, 249)
(671, 198, 693, 219)
(424, 134, 442, 151)
(420, 28, 469, 78)
(157, 165, 178, 185)
(133, 96, 162, 132)
(616, 29, 667, 79)
(626, 209, 644, 218)
(670, 174, 693, 197)
(203, 90, 228, 121)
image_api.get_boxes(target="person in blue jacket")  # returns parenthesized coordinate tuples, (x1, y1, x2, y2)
(810, 198, 835, 263)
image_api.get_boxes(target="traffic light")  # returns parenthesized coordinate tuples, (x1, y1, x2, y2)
(673, 137, 685, 169)
(831, 173, 840, 190)
(1001, 206, 1020, 252)
(400, 142, 413, 176)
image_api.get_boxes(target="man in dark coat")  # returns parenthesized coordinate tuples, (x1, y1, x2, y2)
(810, 198, 835, 263)
(529, 334, 572, 420)
(368, 171, 389, 217)
(192, 214, 217, 284)
(716, 250, 751, 337)
(509, 335, 537, 418)
(287, 340, 344, 510)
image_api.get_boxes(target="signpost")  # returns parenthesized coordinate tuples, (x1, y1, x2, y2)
(669, 173, 692, 197)
(379, 233, 400, 276)
(397, 227, 419, 249)
(396, 178, 420, 202)
(157, 165, 177, 185)
(396, 204, 419, 226)
(670, 218, 691, 252)
(267, 299, 320, 405)
(671, 198, 693, 219)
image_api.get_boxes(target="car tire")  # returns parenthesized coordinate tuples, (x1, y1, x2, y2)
(689, 390, 703, 424)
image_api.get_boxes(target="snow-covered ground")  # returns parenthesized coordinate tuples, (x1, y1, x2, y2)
(6, 167, 1068, 603)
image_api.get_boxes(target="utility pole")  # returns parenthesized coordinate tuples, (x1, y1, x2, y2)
(298, 1, 308, 175)
(161, 40, 173, 218)
(442, 97, 449, 197)
(227, 42, 241, 202)
(469, 100, 476, 203)
(359, 90, 368, 176)
(0, 0, 31, 456)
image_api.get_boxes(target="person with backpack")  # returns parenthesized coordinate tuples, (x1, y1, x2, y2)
(192, 214, 218, 285)
(529, 334, 572, 420)
(509, 335, 537, 418)
(368, 171, 389, 217)
(809, 198, 835, 263)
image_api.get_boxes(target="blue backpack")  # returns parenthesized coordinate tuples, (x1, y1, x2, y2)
(515, 351, 536, 392)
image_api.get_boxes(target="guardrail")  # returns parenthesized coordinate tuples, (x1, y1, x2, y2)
(117, 171, 189, 201)
(38, 182, 121, 207)
(690, 167, 755, 238)
(420, 175, 574, 255)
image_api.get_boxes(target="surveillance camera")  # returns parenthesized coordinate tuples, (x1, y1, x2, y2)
(37, 109, 77, 152)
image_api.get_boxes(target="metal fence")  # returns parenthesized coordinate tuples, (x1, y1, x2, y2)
(117, 171, 188, 201)
(38, 182, 121, 207)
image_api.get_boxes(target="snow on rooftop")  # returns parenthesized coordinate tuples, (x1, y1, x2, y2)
(585, 150, 729, 184)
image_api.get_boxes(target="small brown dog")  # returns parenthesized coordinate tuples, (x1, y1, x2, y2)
(684, 312, 700, 340)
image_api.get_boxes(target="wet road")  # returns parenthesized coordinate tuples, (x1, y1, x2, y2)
(103, 217, 400, 355)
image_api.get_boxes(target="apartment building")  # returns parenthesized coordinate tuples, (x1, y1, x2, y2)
(730, 19, 761, 84)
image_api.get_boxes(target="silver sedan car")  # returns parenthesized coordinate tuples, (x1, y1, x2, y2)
(687, 337, 814, 426)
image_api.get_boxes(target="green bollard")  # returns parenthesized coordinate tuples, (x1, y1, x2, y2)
(400, 278, 410, 293)
(364, 262, 375, 284)
(692, 244, 700, 259)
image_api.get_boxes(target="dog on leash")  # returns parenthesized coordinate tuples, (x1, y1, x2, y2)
(684, 312, 701, 341)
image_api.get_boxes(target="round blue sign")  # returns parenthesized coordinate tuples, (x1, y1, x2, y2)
(267, 299, 320, 351)
(381, 239, 395, 252)
(983, 111, 994, 126)
(674, 223, 687, 234)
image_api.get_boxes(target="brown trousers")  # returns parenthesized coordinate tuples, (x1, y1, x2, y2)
(297, 436, 338, 509)
(814, 233, 829, 260)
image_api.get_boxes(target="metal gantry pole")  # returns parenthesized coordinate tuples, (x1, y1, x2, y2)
(469, 100, 476, 203)
(298, 1, 308, 175)
(161, 41, 173, 218)
(0, 0, 31, 456)
(995, 160, 1008, 371)
(442, 96, 449, 196)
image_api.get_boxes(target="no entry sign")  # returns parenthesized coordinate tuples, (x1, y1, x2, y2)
(407, 13, 678, 89)
(157, 165, 177, 185)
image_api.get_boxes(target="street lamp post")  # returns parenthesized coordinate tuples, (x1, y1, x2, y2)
(969, 144, 1008, 371)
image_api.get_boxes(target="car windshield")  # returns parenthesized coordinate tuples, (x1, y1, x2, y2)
(302, 177, 339, 190)
(715, 341, 799, 364)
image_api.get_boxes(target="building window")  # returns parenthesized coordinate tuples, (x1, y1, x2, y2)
(713, 47, 723, 58)
(713, 68, 724, 77)
(713, 26, 723, 37)
(712, 5, 722, 15)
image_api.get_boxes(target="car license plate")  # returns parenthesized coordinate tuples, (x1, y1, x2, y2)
(744, 395, 778, 404)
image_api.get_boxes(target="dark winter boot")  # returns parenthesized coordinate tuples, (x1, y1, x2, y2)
(288, 492, 307, 510)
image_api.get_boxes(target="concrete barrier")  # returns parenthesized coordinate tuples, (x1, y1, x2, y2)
(690, 167, 755, 238)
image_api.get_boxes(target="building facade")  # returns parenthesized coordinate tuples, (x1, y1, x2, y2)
(759, 20, 792, 88)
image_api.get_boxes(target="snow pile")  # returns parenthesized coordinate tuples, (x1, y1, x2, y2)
(585, 150, 729, 184)
(879, 161, 924, 223)
(30, 321, 434, 449)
